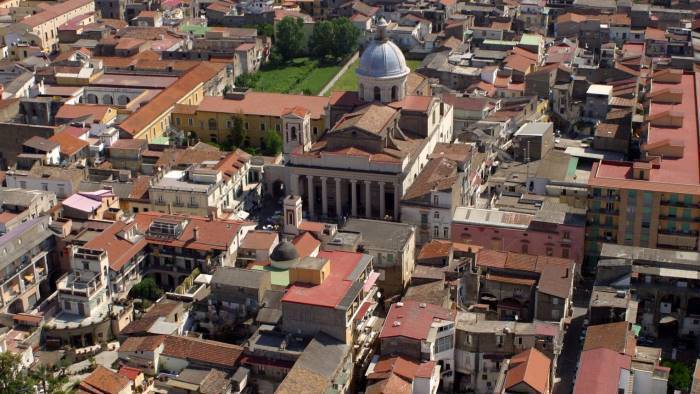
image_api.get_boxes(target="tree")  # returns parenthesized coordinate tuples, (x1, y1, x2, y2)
(263, 130, 283, 156)
(230, 115, 246, 149)
(308, 20, 335, 61)
(256, 23, 274, 40)
(275, 17, 305, 61)
(0, 352, 35, 393)
(332, 18, 360, 59)
(662, 360, 692, 392)
(128, 277, 163, 301)
(234, 73, 259, 89)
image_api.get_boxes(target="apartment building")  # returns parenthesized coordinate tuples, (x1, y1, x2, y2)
(0, 216, 52, 314)
(586, 69, 700, 266)
(12, 0, 95, 52)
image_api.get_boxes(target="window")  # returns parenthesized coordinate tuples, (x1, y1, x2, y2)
(175, 117, 180, 126)
(546, 247, 553, 256)
(517, 337, 522, 345)
(433, 195, 439, 206)
(434, 211, 440, 219)
(276, 124, 281, 132)
(552, 298, 559, 305)
(82, 262, 89, 270)
(391, 85, 398, 101)
(436, 335, 453, 353)
(434, 226, 439, 238)
(443, 227, 449, 238)
(188, 117, 193, 126)
(563, 231, 570, 240)
(208, 118, 217, 130)
(374, 86, 381, 101)
(64, 300, 71, 310)
(261, 123, 266, 131)
(313, 126, 318, 136)
(421, 213, 428, 225)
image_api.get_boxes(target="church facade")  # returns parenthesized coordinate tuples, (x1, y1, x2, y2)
(280, 19, 454, 221)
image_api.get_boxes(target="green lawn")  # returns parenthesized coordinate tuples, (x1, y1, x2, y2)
(325, 57, 424, 96)
(251, 57, 340, 95)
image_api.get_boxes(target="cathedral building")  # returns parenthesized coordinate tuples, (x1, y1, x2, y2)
(281, 19, 454, 221)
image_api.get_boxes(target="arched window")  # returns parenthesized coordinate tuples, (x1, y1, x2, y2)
(391, 85, 398, 101)
(102, 95, 113, 105)
(374, 86, 381, 101)
(290, 126, 297, 140)
(208, 118, 217, 131)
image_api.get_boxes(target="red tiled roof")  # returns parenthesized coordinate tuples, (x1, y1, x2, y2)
(133, 212, 249, 252)
(83, 221, 147, 271)
(55, 104, 112, 122)
(282, 250, 368, 308)
(49, 131, 89, 156)
(504, 348, 551, 394)
(368, 356, 436, 381)
(118, 335, 165, 353)
(574, 348, 631, 394)
(417, 240, 453, 260)
(118, 366, 143, 381)
(292, 232, 320, 258)
(119, 62, 225, 135)
(162, 335, 243, 369)
(78, 366, 130, 394)
(196, 92, 328, 120)
(380, 300, 455, 340)
(240, 230, 277, 250)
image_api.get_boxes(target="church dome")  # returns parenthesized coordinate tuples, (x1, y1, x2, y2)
(356, 19, 410, 79)
(270, 240, 299, 269)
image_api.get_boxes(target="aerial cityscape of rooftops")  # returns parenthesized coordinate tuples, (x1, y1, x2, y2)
(0, 0, 698, 392)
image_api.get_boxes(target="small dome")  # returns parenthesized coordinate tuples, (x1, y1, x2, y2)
(270, 240, 299, 263)
(356, 19, 409, 79)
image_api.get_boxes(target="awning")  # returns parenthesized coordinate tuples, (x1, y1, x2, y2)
(363, 271, 380, 292)
(235, 210, 250, 220)
(659, 315, 677, 324)
(354, 301, 371, 322)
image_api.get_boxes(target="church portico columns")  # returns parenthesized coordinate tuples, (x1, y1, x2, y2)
(335, 178, 342, 218)
(351, 180, 358, 217)
(320, 177, 328, 216)
(307, 175, 314, 218)
(290, 174, 300, 196)
(364, 181, 372, 218)
(379, 182, 386, 219)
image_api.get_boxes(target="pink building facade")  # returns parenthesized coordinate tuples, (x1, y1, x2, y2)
(450, 207, 585, 266)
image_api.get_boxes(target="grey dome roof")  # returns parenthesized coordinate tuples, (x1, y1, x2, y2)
(356, 20, 409, 79)
(270, 240, 299, 262)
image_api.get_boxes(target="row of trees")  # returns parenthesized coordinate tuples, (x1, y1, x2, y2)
(0, 352, 71, 393)
(274, 16, 360, 63)
(219, 116, 283, 156)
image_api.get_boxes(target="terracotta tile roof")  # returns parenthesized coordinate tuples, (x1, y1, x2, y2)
(368, 356, 436, 381)
(292, 232, 320, 257)
(214, 148, 251, 180)
(389, 95, 434, 112)
(504, 348, 551, 394)
(485, 273, 536, 286)
(119, 335, 165, 353)
(333, 104, 397, 135)
(118, 366, 142, 381)
(380, 300, 455, 340)
(78, 366, 130, 394)
(83, 221, 147, 271)
(583, 321, 632, 354)
(49, 131, 89, 156)
(56, 104, 113, 122)
(417, 240, 453, 260)
(119, 62, 225, 136)
(134, 212, 249, 252)
(20, 0, 93, 28)
(442, 94, 492, 111)
(403, 157, 457, 201)
(574, 348, 631, 394)
(197, 92, 328, 120)
(282, 250, 369, 308)
(128, 175, 151, 200)
(162, 335, 243, 369)
(240, 230, 277, 250)
(645, 27, 666, 41)
(366, 373, 412, 394)
(328, 90, 363, 107)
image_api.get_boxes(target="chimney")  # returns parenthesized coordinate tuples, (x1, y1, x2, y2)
(193, 226, 199, 241)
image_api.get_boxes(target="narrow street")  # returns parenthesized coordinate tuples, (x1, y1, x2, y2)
(553, 282, 592, 394)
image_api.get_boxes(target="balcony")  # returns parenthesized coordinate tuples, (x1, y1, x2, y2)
(57, 271, 103, 298)
(657, 231, 698, 249)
